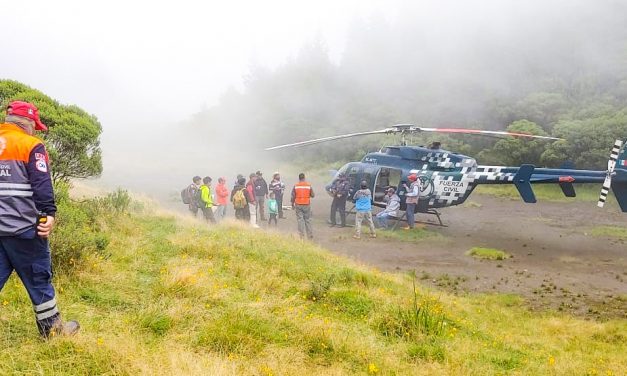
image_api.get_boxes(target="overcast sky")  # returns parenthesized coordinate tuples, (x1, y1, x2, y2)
(5, 0, 620, 192)
(3, 0, 397, 130)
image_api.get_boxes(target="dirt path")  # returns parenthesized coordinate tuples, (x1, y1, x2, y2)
(262, 188, 627, 319)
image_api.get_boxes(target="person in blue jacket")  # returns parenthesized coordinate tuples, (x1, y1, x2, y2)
(352, 181, 376, 239)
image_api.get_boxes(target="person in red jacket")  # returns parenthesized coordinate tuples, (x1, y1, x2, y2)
(246, 173, 259, 228)
(214, 177, 229, 221)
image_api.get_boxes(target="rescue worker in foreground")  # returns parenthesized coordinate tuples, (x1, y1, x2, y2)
(291, 172, 315, 239)
(0, 101, 79, 338)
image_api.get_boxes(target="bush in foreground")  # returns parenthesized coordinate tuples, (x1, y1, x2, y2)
(49, 183, 130, 273)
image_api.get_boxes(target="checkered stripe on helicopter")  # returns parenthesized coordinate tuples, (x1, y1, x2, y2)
(417, 167, 515, 206)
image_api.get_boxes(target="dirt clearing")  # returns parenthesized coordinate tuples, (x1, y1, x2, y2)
(263, 189, 627, 320)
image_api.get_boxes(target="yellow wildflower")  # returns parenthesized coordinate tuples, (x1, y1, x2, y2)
(368, 363, 379, 374)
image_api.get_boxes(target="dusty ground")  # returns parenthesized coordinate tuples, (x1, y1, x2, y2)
(249, 188, 627, 320)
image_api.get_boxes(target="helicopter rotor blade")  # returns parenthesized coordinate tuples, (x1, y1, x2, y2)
(417, 127, 562, 141)
(264, 128, 395, 150)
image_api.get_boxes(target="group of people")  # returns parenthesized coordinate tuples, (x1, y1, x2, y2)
(327, 172, 423, 239)
(184, 169, 423, 241)
(183, 176, 230, 223)
(184, 171, 284, 227)
(228, 171, 286, 228)
(183, 171, 316, 239)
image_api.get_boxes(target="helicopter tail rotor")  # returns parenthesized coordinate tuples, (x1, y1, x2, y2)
(597, 139, 624, 208)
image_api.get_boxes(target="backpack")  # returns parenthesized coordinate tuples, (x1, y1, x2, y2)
(181, 185, 201, 206)
(181, 185, 193, 204)
(232, 188, 247, 209)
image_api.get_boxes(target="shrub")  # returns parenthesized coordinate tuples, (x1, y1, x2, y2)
(304, 274, 335, 302)
(375, 274, 449, 339)
(467, 247, 511, 260)
(49, 185, 130, 273)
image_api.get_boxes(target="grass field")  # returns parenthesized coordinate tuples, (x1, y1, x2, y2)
(475, 184, 607, 203)
(1, 210, 625, 375)
(590, 225, 627, 240)
(466, 247, 512, 261)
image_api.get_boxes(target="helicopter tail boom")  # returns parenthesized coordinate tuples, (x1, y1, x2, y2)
(610, 169, 627, 212)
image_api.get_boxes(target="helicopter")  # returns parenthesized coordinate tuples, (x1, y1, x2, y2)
(266, 124, 627, 225)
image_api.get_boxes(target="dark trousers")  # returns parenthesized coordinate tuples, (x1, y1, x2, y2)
(235, 207, 247, 221)
(0, 236, 60, 336)
(330, 196, 347, 226)
(268, 213, 277, 225)
(256, 196, 266, 220)
(189, 205, 199, 217)
(406, 203, 416, 228)
(276, 194, 284, 218)
(295, 204, 313, 239)
(203, 207, 216, 223)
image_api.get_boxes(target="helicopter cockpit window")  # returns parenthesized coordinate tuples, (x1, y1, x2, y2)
(374, 167, 401, 203)
(334, 164, 349, 178)
(347, 166, 360, 188)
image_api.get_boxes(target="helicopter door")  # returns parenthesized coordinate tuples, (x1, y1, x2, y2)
(374, 167, 401, 204)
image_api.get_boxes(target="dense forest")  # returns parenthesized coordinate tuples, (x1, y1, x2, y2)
(187, 2, 627, 170)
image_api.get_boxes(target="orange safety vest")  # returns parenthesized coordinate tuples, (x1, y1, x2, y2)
(293, 181, 312, 205)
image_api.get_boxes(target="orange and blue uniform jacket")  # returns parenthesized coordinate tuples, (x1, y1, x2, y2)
(0, 123, 56, 237)
(0, 122, 59, 336)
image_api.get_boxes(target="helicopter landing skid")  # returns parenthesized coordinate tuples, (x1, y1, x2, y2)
(417, 209, 447, 227)
(389, 209, 446, 229)
(342, 206, 446, 228)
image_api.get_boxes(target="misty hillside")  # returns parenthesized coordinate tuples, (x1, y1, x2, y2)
(2, 199, 624, 375)
(186, 1, 627, 170)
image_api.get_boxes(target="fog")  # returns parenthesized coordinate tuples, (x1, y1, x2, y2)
(3, 0, 626, 201)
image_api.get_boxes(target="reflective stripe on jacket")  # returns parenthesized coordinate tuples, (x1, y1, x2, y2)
(0, 123, 56, 236)
(293, 181, 313, 205)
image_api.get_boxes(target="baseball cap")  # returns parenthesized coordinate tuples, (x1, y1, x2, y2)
(7, 101, 47, 131)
